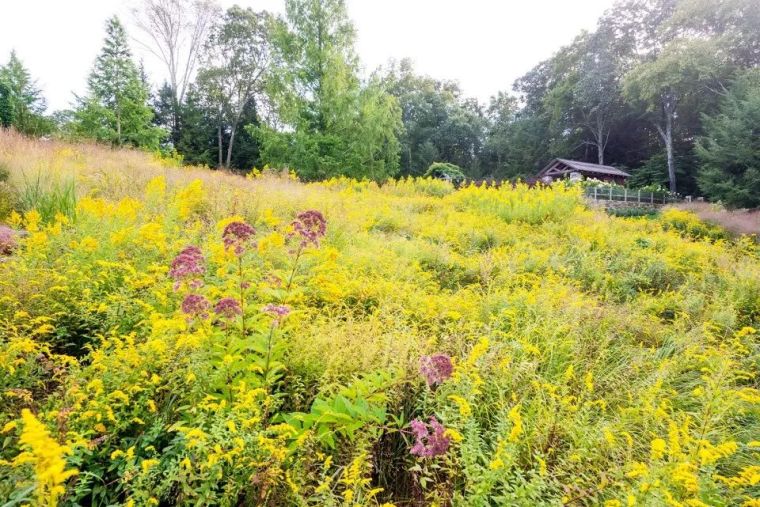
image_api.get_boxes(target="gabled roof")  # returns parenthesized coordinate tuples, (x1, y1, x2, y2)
(538, 158, 631, 178)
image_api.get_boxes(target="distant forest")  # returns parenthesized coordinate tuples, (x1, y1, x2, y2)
(1, 0, 758, 207)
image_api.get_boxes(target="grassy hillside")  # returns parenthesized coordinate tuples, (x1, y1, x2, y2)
(0, 131, 758, 506)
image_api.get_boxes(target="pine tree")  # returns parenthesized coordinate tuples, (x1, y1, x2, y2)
(74, 17, 163, 149)
(0, 50, 50, 135)
(697, 69, 760, 208)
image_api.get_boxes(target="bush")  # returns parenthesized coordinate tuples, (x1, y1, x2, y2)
(0, 181, 19, 220)
(424, 162, 466, 185)
(607, 207, 658, 218)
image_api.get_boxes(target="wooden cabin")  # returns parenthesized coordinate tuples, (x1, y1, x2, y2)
(537, 158, 631, 185)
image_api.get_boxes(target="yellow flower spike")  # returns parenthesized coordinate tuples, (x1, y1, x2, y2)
(537, 456, 548, 476)
(141, 458, 159, 472)
(508, 404, 523, 442)
(444, 428, 464, 443)
(13, 409, 78, 506)
(626, 462, 648, 479)
(650, 438, 667, 460)
(448, 395, 472, 417)
(584, 371, 594, 393)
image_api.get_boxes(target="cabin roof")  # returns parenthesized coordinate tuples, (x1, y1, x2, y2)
(538, 158, 631, 178)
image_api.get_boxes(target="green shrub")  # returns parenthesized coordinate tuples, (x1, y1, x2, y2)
(0, 161, 10, 182)
(607, 207, 659, 218)
(425, 162, 466, 186)
(18, 175, 77, 223)
(0, 181, 19, 220)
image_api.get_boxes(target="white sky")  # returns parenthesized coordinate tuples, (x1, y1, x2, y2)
(0, 0, 616, 112)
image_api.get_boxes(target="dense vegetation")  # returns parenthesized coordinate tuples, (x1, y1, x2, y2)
(2, 0, 760, 206)
(0, 132, 759, 506)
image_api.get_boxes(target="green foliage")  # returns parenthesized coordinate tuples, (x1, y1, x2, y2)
(17, 175, 77, 224)
(696, 69, 760, 208)
(424, 162, 466, 185)
(196, 6, 272, 169)
(0, 51, 51, 136)
(72, 17, 163, 149)
(283, 371, 392, 449)
(0, 182, 19, 220)
(384, 59, 487, 177)
(606, 207, 659, 218)
(255, 0, 402, 181)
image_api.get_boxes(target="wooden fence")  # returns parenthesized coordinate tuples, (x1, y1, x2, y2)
(584, 186, 684, 205)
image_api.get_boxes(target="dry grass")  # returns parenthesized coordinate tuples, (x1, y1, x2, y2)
(674, 201, 760, 238)
(0, 129, 326, 222)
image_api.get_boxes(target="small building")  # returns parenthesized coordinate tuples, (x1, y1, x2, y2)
(537, 158, 631, 185)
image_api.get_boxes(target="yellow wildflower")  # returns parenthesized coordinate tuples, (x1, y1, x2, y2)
(141, 458, 159, 472)
(13, 409, 78, 506)
(650, 438, 667, 460)
(508, 404, 523, 442)
(448, 395, 472, 417)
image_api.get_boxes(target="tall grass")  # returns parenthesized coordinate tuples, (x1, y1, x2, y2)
(18, 172, 77, 222)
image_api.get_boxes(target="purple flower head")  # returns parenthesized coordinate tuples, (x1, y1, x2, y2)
(223, 221, 256, 256)
(419, 354, 453, 388)
(214, 297, 242, 319)
(409, 416, 450, 458)
(181, 294, 210, 319)
(169, 246, 205, 286)
(263, 304, 290, 325)
(0, 226, 17, 256)
(290, 210, 327, 248)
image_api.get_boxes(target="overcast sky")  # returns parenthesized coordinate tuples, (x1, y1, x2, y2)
(0, 0, 616, 112)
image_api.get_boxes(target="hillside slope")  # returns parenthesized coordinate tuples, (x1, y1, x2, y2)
(0, 132, 759, 506)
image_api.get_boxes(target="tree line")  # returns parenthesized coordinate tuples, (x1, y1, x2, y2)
(1, 0, 758, 207)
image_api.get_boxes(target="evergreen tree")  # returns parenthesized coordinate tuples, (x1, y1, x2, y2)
(175, 87, 217, 167)
(0, 50, 50, 135)
(73, 17, 163, 149)
(696, 69, 760, 208)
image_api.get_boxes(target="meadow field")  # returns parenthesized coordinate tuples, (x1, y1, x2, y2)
(0, 130, 758, 506)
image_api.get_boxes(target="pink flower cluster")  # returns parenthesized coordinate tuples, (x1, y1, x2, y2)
(409, 417, 450, 458)
(0, 226, 17, 256)
(214, 297, 242, 319)
(290, 210, 327, 248)
(169, 246, 205, 289)
(223, 221, 256, 256)
(419, 353, 453, 388)
(181, 294, 210, 319)
(263, 303, 290, 326)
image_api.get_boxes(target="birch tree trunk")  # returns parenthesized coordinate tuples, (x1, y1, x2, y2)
(655, 92, 677, 193)
(217, 124, 223, 168)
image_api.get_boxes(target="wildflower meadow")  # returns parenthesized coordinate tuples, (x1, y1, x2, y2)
(0, 131, 758, 506)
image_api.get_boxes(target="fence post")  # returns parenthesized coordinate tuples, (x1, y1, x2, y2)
(637, 190, 641, 203)
(594, 187, 597, 200)
(650, 192, 654, 204)
(609, 186, 613, 201)
(624, 188, 627, 202)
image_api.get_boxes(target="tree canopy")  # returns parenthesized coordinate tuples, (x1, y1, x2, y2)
(2, 0, 759, 203)
(72, 17, 164, 149)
